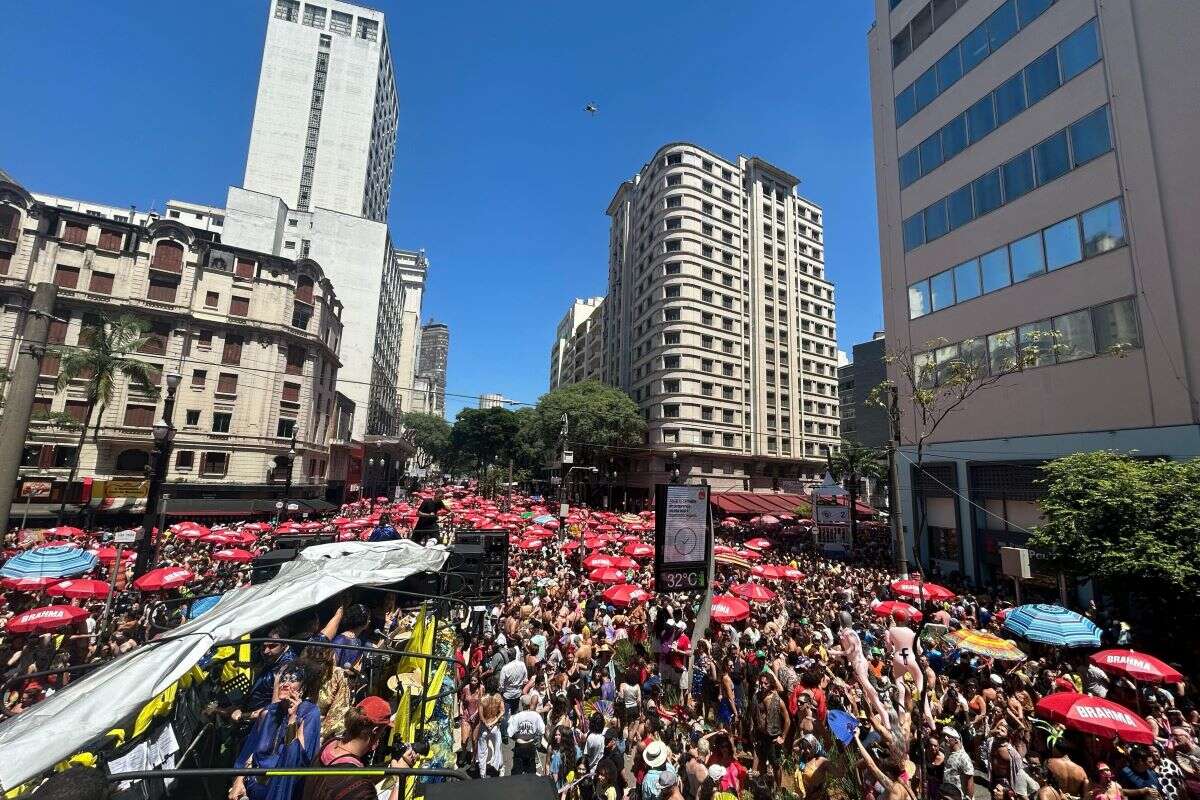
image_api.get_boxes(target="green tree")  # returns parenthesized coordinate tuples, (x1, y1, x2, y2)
(518, 380, 645, 469)
(447, 406, 523, 475)
(400, 412, 451, 470)
(829, 438, 885, 544)
(52, 315, 159, 524)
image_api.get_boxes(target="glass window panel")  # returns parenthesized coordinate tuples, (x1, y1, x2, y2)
(1001, 150, 1036, 203)
(1010, 232, 1046, 282)
(915, 67, 940, 110)
(1069, 106, 1112, 166)
(987, 1, 1019, 51)
(961, 24, 991, 72)
(911, 6, 934, 49)
(924, 199, 949, 242)
(947, 184, 975, 231)
(961, 337, 989, 375)
(919, 133, 943, 173)
(1044, 216, 1083, 270)
(1059, 20, 1100, 82)
(980, 246, 1011, 293)
(1053, 309, 1096, 362)
(914, 352, 936, 389)
(1033, 130, 1071, 184)
(988, 329, 1017, 374)
(967, 95, 997, 142)
(1081, 199, 1127, 257)
(935, 344, 961, 384)
(903, 214, 926, 251)
(954, 259, 982, 301)
(941, 114, 968, 161)
(930, 270, 956, 310)
(900, 148, 922, 187)
(896, 86, 917, 126)
(932, 0, 957, 28)
(936, 46, 964, 92)
(994, 72, 1027, 126)
(1093, 298, 1141, 352)
(972, 168, 1003, 216)
(1024, 48, 1061, 105)
(892, 26, 912, 67)
(1019, 320, 1055, 367)
(1017, 0, 1053, 27)
(908, 281, 931, 319)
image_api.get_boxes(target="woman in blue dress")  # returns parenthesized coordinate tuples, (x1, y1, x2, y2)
(228, 661, 321, 800)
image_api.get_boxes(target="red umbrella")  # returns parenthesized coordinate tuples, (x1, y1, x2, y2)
(623, 543, 654, 558)
(299, 521, 324, 532)
(525, 527, 553, 539)
(220, 531, 258, 546)
(711, 595, 751, 624)
(602, 584, 652, 608)
(872, 600, 923, 623)
(200, 532, 235, 545)
(588, 568, 626, 584)
(42, 526, 86, 540)
(517, 538, 544, 551)
(133, 567, 195, 592)
(890, 579, 955, 602)
(731, 583, 777, 603)
(561, 540, 581, 552)
(92, 547, 136, 564)
(734, 549, 762, 562)
(609, 556, 638, 570)
(714, 545, 736, 556)
(212, 548, 256, 563)
(6, 605, 89, 634)
(0, 576, 59, 591)
(752, 564, 802, 581)
(744, 537, 773, 551)
(47, 578, 112, 600)
(1090, 650, 1184, 684)
(1034, 692, 1154, 745)
(720, 517, 740, 528)
(583, 554, 616, 569)
(174, 528, 209, 541)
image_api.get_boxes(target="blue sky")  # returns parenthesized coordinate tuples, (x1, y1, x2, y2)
(0, 1, 882, 418)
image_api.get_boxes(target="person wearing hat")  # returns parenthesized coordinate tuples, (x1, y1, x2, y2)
(641, 740, 677, 800)
(941, 727, 975, 800)
(473, 694, 505, 778)
(302, 697, 414, 800)
(657, 769, 684, 800)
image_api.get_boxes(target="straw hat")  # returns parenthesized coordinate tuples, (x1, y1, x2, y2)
(480, 694, 504, 726)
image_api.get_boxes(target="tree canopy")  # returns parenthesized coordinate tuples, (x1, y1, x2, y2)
(447, 406, 523, 473)
(517, 380, 645, 467)
(400, 412, 450, 469)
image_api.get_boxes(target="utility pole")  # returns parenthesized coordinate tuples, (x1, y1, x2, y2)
(886, 383, 907, 576)
(0, 284, 58, 536)
(557, 413, 569, 524)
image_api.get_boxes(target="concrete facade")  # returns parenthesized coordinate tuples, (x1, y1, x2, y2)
(478, 393, 509, 410)
(245, 0, 397, 222)
(394, 249, 428, 416)
(840, 333, 890, 450)
(417, 322, 448, 418)
(549, 297, 605, 391)
(868, 0, 1200, 584)
(603, 142, 840, 491)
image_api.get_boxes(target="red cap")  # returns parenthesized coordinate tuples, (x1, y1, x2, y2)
(357, 695, 393, 725)
(1053, 676, 1075, 693)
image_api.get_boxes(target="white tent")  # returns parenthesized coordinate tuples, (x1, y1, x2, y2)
(0, 539, 448, 790)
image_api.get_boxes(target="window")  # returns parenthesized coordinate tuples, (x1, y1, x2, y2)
(1093, 298, 1140, 352)
(663, 404, 680, 418)
(88, 271, 114, 294)
(216, 373, 238, 395)
(123, 404, 155, 427)
(234, 257, 255, 280)
(1043, 216, 1082, 270)
(330, 9, 351, 34)
(53, 265, 79, 289)
(1019, 320, 1054, 366)
(357, 18, 377, 41)
(222, 334, 243, 365)
(1033, 130, 1071, 184)
(930, 270, 955, 311)
(291, 303, 312, 329)
(277, 418, 297, 438)
(953, 259, 982, 301)
(908, 281, 931, 319)
(62, 221, 87, 245)
(935, 343, 961, 385)
(204, 291, 219, 308)
(302, 3, 326, 27)
(1069, 106, 1111, 166)
(1081, 199, 1126, 257)
(286, 345, 305, 375)
(947, 184, 974, 231)
(191, 369, 207, 388)
(98, 229, 122, 251)
(961, 23, 990, 72)
(987, 1, 1018, 51)
(0, 252, 10, 275)
(924, 199, 948, 242)
(1001, 151, 1036, 203)
(275, 0, 299, 21)
(665, 240, 680, 252)
(197, 330, 213, 350)
(147, 276, 178, 302)
(175, 450, 195, 470)
(1025, 48, 1061, 106)
(902, 215, 925, 251)
(229, 296, 250, 316)
(966, 95, 996, 143)
(1053, 308, 1095, 362)
(936, 45, 963, 92)
(1059, 19, 1100, 81)
(941, 115, 968, 162)
(64, 400, 88, 423)
(210, 412, 231, 433)
(114, 449, 149, 473)
(185, 409, 200, 426)
(896, 86, 917, 126)
(201, 452, 228, 476)
(919, 134, 942, 174)
(988, 329, 1017, 374)
(899, 149, 921, 187)
(282, 382, 301, 403)
(151, 240, 184, 272)
(914, 67, 938, 111)
(1009, 232, 1045, 282)
(980, 246, 1011, 293)
(994, 73, 1027, 126)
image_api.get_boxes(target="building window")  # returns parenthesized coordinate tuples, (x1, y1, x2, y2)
(302, 3, 326, 28)
(229, 296, 250, 316)
(62, 221, 88, 245)
(185, 409, 201, 427)
(200, 452, 229, 477)
(151, 240, 184, 273)
(216, 373, 238, 395)
(275, 0, 299, 21)
(1081, 199, 1126, 257)
(0, 207, 19, 241)
(222, 334, 244, 366)
(277, 418, 297, 438)
(122, 404, 155, 428)
(205, 291, 219, 308)
(330, 9, 351, 34)
(234, 258, 255, 280)
(211, 412, 232, 433)
(175, 450, 195, 470)
(286, 345, 305, 375)
(282, 382, 301, 403)
(191, 369, 206, 388)
(114, 449, 150, 473)
(98, 229, 122, 251)
(357, 18, 378, 41)
(53, 265, 79, 289)
(147, 276, 178, 303)
(0, 252, 10, 275)
(1093, 298, 1140, 352)
(88, 271, 114, 294)
(663, 404, 680, 418)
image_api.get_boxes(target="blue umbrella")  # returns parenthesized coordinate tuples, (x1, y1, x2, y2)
(0, 545, 98, 579)
(188, 594, 223, 620)
(533, 514, 556, 525)
(1003, 603, 1101, 648)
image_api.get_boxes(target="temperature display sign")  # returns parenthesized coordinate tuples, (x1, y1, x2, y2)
(654, 483, 712, 594)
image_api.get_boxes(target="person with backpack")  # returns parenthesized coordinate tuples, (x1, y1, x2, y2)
(302, 697, 413, 800)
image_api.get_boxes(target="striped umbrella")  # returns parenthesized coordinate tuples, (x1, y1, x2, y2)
(947, 629, 1026, 661)
(715, 552, 753, 570)
(0, 545, 97, 580)
(1003, 604, 1102, 648)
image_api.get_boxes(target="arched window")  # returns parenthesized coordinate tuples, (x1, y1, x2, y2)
(114, 449, 151, 474)
(296, 274, 315, 304)
(151, 240, 184, 272)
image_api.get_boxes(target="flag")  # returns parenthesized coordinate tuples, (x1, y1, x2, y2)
(395, 605, 428, 676)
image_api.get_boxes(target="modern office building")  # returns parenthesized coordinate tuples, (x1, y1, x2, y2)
(417, 321, 449, 417)
(394, 249, 428, 415)
(478, 393, 510, 410)
(840, 333, 890, 450)
(245, 0, 397, 222)
(0, 171, 345, 519)
(549, 297, 605, 391)
(603, 142, 840, 491)
(869, 0, 1200, 583)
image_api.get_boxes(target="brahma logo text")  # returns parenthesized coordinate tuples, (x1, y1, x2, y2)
(1103, 655, 1151, 671)
(1075, 705, 1135, 725)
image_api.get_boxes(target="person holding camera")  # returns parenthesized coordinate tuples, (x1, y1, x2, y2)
(301, 696, 414, 800)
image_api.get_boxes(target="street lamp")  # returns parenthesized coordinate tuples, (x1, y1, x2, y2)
(284, 433, 298, 499)
(668, 450, 682, 484)
(133, 369, 181, 578)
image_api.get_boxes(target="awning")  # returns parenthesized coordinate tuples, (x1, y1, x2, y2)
(162, 499, 265, 517)
(709, 492, 810, 517)
(813, 493, 876, 516)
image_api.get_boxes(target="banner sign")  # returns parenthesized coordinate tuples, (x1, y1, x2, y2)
(20, 481, 53, 499)
(105, 479, 150, 499)
(654, 483, 711, 593)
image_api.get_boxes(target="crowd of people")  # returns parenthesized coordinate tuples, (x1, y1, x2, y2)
(0, 486, 1196, 800)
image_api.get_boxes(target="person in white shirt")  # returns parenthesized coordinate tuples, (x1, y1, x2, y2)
(498, 648, 528, 740)
(508, 694, 547, 775)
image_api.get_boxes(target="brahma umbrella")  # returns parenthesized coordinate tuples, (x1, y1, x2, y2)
(752, 564, 801, 581)
(734, 549, 762, 562)
(212, 548, 256, 564)
(583, 554, 615, 569)
(711, 595, 751, 624)
(890, 579, 955, 602)
(1035, 692, 1154, 745)
(0, 545, 98, 580)
(609, 556, 638, 570)
(731, 583, 777, 603)
(47, 579, 112, 600)
(133, 567, 196, 592)
(871, 600, 923, 623)
(92, 547, 136, 565)
(602, 584, 651, 608)
(588, 568, 626, 584)
(623, 543, 654, 558)
(517, 538, 545, 551)
(6, 605, 89, 634)
(41, 526, 86, 540)
(1090, 649, 1183, 684)
(744, 537, 773, 551)
(1003, 604, 1102, 648)
(0, 576, 60, 591)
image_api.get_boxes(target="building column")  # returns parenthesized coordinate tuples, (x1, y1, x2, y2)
(954, 459, 977, 586)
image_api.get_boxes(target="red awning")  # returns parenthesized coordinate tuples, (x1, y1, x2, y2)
(709, 492, 809, 517)
(818, 493, 877, 516)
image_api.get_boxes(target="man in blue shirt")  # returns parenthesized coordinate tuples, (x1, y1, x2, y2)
(1119, 748, 1163, 799)
(368, 513, 399, 542)
(246, 626, 295, 712)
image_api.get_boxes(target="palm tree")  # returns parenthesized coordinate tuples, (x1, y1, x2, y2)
(829, 438, 885, 546)
(53, 315, 159, 524)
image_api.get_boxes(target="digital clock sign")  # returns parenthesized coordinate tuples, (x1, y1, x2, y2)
(654, 483, 712, 594)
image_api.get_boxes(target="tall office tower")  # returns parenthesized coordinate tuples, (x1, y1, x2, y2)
(869, 0, 1200, 582)
(604, 143, 839, 490)
(245, 0, 397, 222)
(479, 393, 510, 409)
(394, 248, 428, 414)
(549, 296, 606, 390)
(417, 321, 449, 417)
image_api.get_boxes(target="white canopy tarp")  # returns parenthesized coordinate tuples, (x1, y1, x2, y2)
(0, 539, 448, 790)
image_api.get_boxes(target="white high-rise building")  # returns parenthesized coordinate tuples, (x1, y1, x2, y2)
(394, 248, 428, 415)
(244, 0, 397, 222)
(549, 297, 605, 391)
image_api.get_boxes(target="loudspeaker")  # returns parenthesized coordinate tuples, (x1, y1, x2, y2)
(446, 530, 509, 603)
(425, 775, 555, 800)
(250, 548, 299, 584)
(274, 533, 335, 550)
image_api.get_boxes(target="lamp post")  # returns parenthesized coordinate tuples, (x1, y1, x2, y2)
(133, 370, 181, 579)
(283, 433, 298, 505)
(667, 450, 682, 484)
(366, 456, 376, 505)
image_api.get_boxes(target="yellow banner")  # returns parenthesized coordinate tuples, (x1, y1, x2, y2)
(105, 479, 150, 499)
